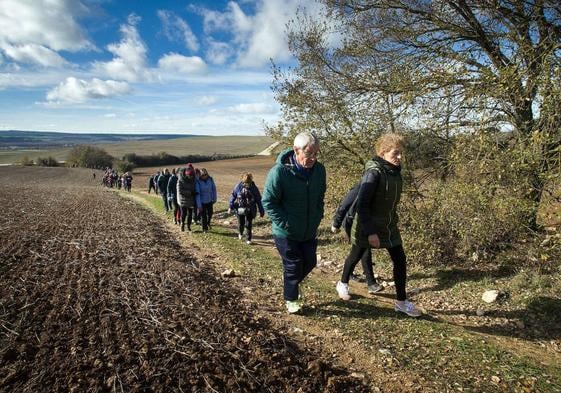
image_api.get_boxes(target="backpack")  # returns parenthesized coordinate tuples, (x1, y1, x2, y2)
(236, 184, 255, 215)
(343, 194, 359, 237)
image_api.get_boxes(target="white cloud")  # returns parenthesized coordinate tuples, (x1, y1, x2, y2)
(0, 0, 92, 67)
(158, 10, 199, 52)
(158, 53, 207, 75)
(2, 44, 67, 68)
(93, 14, 152, 82)
(199, 95, 218, 105)
(198, 0, 321, 68)
(104, 113, 117, 118)
(46, 77, 131, 104)
(205, 40, 234, 65)
(228, 102, 276, 114)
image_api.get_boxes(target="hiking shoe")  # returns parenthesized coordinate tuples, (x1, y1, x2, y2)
(336, 281, 351, 301)
(394, 300, 422, 317)
(367, 283, 383, 294)
(286, 300, 301, 314)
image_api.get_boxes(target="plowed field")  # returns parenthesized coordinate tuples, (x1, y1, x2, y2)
(0, 167, 366, 392)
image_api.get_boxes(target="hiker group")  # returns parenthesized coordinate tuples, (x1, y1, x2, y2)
(147, 131, 421, 317)
(148, 165, 264, 244)
(102, 168, 133, 192)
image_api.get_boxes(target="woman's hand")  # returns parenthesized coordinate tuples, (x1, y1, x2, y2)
(368, 234, 380, 248)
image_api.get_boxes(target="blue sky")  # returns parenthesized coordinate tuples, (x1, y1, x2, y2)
(0, 0, 326, 135)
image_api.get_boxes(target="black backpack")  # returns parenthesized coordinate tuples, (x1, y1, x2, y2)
(237, 185, 255, 208)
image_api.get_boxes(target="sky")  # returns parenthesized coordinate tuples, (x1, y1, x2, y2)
(0, 0, 326, 135)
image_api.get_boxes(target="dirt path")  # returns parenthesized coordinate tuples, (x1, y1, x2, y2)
(0, 167, 367, 392)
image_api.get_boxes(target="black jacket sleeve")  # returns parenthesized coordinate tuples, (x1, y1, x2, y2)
(332, 183, 360, 228)
(357, 170, 381, 236)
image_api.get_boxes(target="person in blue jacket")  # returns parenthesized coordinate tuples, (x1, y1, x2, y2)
(196, 168, 217, 232)
(228, 172, 265, 244)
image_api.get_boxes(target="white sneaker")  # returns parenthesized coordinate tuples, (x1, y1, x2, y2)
(286, 300, 301, 314)
(395, 300, 422, 317)
(238, 234, 243, 240)
(246, 240, 252, 245)
(336, 281, 351, 301)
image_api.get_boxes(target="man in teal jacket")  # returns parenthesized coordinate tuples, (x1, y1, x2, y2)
(262, 132, 326, 314)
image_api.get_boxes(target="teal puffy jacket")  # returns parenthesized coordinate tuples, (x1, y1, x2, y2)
(262, 149, 326, 241)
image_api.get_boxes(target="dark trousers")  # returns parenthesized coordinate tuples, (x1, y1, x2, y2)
(274, 237, 318, 301)
(161, 192, 169, 211)
(201, 202, 213, 230)
(343, 244, 407, 301)
(180, 206, 193, 230)
(237, 213, 253, 240)
(170, 194, 180, 223)
(341, 245, 376, 286)
(148, 182, 155, 193)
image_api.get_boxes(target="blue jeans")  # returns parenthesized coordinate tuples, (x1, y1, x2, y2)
(274, 237, 318, 301)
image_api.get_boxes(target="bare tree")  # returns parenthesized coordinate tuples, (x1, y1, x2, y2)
(270, 0, 561, 228)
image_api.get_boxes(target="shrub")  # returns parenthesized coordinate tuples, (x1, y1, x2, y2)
(36, 156, 59, 167)
(114, 160, 136, 173)
(67, 145, 113, 169)
(19, 156, 34, 166)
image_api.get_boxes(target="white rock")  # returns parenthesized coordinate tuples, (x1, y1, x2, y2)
(221, 269, 236, 278)
(482, 290, 499, 303)
(476, 308, 486, 316)
(316, 253, 322, 262)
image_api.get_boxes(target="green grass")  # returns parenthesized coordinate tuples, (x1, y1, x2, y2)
(120, 187, 561, 392)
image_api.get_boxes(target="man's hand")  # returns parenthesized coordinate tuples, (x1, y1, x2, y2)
(227, 208, 232, 214)
(368, 234, 380, 248)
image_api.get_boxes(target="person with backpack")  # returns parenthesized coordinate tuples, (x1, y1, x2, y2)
(262, 132, 326, 314)
(331, 183, 382, 294)
(177, 167, 199, 232)
(196, 168, 217, 232)
(228, 172, 265, 244)
(167, 168, 180, 224)
(335, 133, 422, 317)
(157, 169, 171, 211)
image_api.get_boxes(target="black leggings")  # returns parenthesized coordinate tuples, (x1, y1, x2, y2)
(180, 206, 194, 230)
(201, 202, 213, 230)
(339, 245, 376, 286)
(237, 214, 253, 241)
(341, 244, 407, 301)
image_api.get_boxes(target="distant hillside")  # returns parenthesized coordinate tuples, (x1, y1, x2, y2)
(0, 130, 196, 150)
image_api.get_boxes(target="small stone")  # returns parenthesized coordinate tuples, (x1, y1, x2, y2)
(476, 308, 486, 316)
(221, 269, 236, 278)
(351, 372, 365, 379)
(491, 375, 501, 384)
(378, 348, 391, 356)
(482, 290, 499, 303)
(292, 327, 304, 334)
(316, 253, 322, 262)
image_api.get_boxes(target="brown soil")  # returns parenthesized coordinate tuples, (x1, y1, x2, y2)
(0, 166, 368, 392)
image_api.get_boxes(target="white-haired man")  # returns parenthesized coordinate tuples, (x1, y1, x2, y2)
(262, 132, 326, 314)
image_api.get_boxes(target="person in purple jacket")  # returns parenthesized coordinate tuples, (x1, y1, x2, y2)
(228, 172, 265, 244)
(195, 168, 217, 232)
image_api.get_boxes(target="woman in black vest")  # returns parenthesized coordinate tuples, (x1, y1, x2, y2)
(336, 133, 422, 317)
